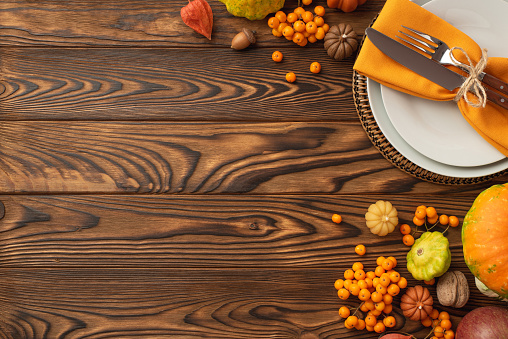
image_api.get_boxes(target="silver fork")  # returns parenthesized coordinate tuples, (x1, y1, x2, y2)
(397, 26, 508, 97)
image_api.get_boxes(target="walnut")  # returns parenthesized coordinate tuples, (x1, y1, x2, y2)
(437, 271, 470, 308)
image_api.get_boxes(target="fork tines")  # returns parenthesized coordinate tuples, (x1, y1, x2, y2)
(396, 26, 438, 56)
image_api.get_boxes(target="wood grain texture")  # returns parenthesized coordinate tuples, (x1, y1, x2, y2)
(0, 0, 383, 47)
(0, 121, 505, 194)
(0, 194, 493, 267)
(0, 268, 505, 339)
(0, 48, 357, 121)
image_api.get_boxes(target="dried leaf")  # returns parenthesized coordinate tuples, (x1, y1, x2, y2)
(181, 0, 213, 40)
(378, 333, 413, 339)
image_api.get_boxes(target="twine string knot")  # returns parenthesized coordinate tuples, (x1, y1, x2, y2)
(452, 47, 488, 108)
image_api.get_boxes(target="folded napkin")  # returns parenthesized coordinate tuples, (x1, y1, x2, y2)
(354, 0, 508, 157)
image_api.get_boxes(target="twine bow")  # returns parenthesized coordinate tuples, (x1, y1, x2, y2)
(452, 47, 488, 108)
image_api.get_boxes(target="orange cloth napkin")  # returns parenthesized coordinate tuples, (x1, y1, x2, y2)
(354, 0, 508, 157)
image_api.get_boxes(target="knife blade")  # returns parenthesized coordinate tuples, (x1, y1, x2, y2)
(365, 27, 508, 110)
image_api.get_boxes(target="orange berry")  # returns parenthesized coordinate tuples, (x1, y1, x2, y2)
(297, 38, 308, 47)
(343, 279, 352, 290)
(365, 314, 377, 327)
(344, 320, 354, 329)
(364, 299, 375, 311)
(322, 23, 330, 33)
(382, 293, 393, 304)
(354, 270, 366, 281)
(277, 22, 288, 33)
(364, 277, 373, 288)
(430, 308, 440, 319)
(449, 216, 459, 227)
(292, 32, 305, 44)
(438, 312, 450, 321)
(382, 303, 393, 314)
(426, 206, 437, 218)
(372, 277, 380, 288)
(424, 278, 435, 285)
(397, 276, 408, 289)
(345, 315, 358, 327)
(349, 284, 360, 296)
(355, 244, 366, 256)
(301, 11, 313, 23)
(370, 309, 382, 317)
(379, 273, 391, 287)
(366, 271, 376, 280)
(376, 284, 387, 295)
(310, 61, 321, 74)
(370, 291, 383, 303)
(272, 51, 283, 62)
(413, 215, 425, 226)
(376, 256, 386, 266)
(366, 325, 374, 332)
(439, 214, 449, 225)
(358, 279, 368, 290)
(275, 11, 286, 23)
(293, 20, 306, 33)
(307, 34, 317, 43)
(286, 12, 298, 23)
(374, 321, 386, 333)
(374, 301, 385, 312)
(344, 269, 354, 280)
(315, 27, 325, 39)
(421, 316, 433, 327)
(434, 325, 445, 337)
(314, 16, 324, 26)
(387, 283, 400, 296)
(389, 271, 400, 283)
(440, 319, 452, 330)
(285, 72, 296, 83)
(383, 315, 396, 328)
(332, 213, 342, 224)
(282, 25, 294, 37)
(374, 266, 385, 277)
(400, 223, 411, 235)
(305, 21, 318, 34)
(403, 234, 415, 246)
(360, 302, 369, 313)
(338, 306, 350, 318)
(272, 28, 282, 37)
(294, 7, 305, 16)
(352, 262, 363, 271)
(432, 319, 441, 328)
(428, 215, 439, 224)
(443, 330, 455, 339)
(267, 17, 280, 29)
(359, 288, 371, 301)
(334, 279, 344, 290)
(355, 318, 366, 331)
(415, 207, 427, 219)
(302, 0, 312, 4)
(314, 5, 325, 16)
(337, 288, 350, 300)
(381, 259, 394, 271)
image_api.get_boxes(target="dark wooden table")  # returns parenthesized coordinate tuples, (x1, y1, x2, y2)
(0, 0, 506, 338)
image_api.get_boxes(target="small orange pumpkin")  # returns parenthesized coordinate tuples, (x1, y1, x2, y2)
(400, 285, 433, 321)
(327, 0, 367, 13)
(462, 183, 508, 299)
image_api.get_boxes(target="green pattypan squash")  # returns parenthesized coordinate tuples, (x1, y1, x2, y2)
(219, 0, 285, 20)
(407, 231, 451, 281)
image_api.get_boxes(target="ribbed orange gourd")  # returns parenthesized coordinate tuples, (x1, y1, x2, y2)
(327, 0, 367, 13)
(462, 183, 508, 299)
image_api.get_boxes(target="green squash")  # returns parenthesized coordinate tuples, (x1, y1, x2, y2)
(219, 0, 285, 20)
(407, 231, 451, 281)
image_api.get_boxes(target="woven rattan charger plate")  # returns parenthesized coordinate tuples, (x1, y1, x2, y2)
(352, 20, 508, 185)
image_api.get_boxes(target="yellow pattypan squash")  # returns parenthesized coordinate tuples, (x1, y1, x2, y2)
(365, 200, 398, 236)
(219, 0, 285, 20)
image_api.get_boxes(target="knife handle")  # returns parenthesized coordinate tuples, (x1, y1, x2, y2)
(482, 73, 508, 96)
(485, 87, 508, 110)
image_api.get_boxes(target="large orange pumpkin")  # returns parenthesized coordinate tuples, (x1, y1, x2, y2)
(462, 183, 508, 299)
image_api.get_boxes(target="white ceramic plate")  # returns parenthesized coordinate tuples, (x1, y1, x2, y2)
(366, 0, 508, 177)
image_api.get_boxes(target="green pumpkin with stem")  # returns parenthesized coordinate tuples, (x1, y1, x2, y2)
(219, 0, 285, 20)
(407, 231, 451, 281)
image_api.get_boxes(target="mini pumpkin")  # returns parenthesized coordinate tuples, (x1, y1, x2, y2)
(407, 231, 451, 281)
(327, 0, 367, 13)
(364, 200, 398, 236)
(324, 23, 358, 60)
(400, 285, 433, 321)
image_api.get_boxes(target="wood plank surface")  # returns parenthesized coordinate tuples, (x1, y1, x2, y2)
(0, 121, 505, 194)
(0, 267, 504, 339)
(0, 48, 357, 121)
(0, 0, 382, 47)
(0, 194, 490, 267)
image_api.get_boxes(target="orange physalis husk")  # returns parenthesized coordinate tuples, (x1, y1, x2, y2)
(181, 0, 213, 40)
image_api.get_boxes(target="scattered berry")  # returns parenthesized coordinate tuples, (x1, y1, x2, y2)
(272, 51, 283, 62)
(310, 61, 321, 73)
(332, 213, 342, 224)
(355, 244, 366, 256)
(285, 72, 296, 83)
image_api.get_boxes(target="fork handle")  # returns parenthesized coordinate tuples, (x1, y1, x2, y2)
(482, 73, 508, 96)
(485, 87, 508, 110)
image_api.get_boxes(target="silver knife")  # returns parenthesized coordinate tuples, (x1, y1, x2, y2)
(365, 27, 508, 110)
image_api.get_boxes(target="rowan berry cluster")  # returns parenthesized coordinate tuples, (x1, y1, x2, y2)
(422, 309, 455, 339)
(334, 255, 408, 333)
(399, 205, 460, 247)
(268, 5, 330, 47)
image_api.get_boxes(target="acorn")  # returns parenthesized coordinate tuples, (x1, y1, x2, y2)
(231, 28, 256, 50)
